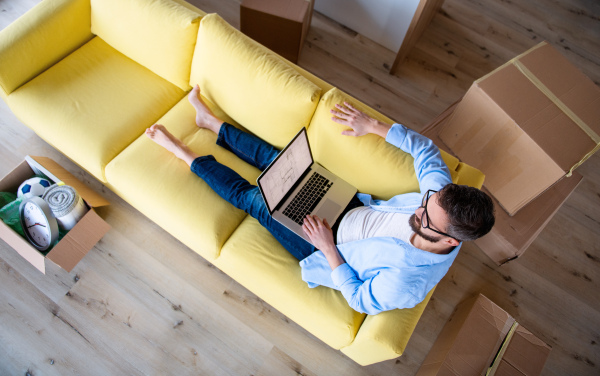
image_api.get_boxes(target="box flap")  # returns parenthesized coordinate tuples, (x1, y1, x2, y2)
(519, 44, 600, 152)
(474, 173, 582, 265)
(46, 209, 111, 272)
(27, 156, 110, 208)
(438, 85, 565, 215)
(418, 295, 480, 375)
(0, 161, 32, 193)
(501, 325, 551, 376)
(478, 42, 600, 172)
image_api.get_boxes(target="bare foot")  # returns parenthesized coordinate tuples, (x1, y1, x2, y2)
(188, 85, 223, 133)
(145, 124, 199, 166)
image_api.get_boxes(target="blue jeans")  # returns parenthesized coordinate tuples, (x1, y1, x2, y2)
(190, 123, 317, 261)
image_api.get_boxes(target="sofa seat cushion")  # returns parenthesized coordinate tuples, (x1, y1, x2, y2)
(7, 36, 184, 182)
(91, 0, 203, 90)
(105, 96, 262, 261)
(190, 14, 322, 149)
(215, 216, 366, 349)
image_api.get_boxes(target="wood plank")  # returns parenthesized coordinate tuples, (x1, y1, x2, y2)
(0, 257, 137, 375)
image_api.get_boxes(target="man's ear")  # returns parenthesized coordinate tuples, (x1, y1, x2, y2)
(446, 237, 460, 247)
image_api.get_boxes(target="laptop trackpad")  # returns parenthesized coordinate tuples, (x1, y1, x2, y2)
(315, 199, 341, 224)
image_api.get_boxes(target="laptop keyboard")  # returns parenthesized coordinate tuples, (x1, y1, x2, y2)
(283, 172, 333, 225)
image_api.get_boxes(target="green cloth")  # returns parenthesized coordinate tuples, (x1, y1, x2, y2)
(0, 194, 25, 237)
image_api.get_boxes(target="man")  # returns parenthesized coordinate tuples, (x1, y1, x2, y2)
(146, 85, 495, 315)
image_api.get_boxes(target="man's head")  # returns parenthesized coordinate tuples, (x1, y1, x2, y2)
(410, 184, 495, 245)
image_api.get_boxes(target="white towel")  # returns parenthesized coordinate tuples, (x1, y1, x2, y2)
(43, 185, 89, 231)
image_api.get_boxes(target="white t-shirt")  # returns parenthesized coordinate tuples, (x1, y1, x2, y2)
(336, 206, 414, 245)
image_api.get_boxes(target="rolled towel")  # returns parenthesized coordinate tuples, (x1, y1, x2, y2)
(43, 184, 89, 231)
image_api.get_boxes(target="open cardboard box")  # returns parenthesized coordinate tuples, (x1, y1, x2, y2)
(0, 156, 110, 273)
(422, 102, 583, 265)
(438, 41, 600, 216)
(416, 294, 551, 376)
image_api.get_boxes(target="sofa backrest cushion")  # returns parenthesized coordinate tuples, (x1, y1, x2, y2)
(307, 88, 422, 200)
(90, 0, 202, 91)
(0, 0, 93, 99)
(190, 14, 322, 149)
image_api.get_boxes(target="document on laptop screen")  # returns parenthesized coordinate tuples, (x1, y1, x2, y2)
(260, 131, 313, 211)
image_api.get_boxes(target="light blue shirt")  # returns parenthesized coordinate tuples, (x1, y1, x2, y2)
(300, 123, 458, 315)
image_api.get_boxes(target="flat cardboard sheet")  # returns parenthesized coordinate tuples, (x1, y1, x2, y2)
(438, 42, 600, 216)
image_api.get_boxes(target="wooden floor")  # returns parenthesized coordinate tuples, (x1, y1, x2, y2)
(1, 0, 599, 375)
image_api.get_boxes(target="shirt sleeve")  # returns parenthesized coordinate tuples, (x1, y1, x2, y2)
(386, 123, 452, 193)
(330, 263, 421, 315)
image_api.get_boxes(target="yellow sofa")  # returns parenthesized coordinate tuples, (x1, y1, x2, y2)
(0, 0, 484, 366)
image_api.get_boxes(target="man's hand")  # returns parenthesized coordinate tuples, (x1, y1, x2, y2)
(302, 215, 345, 270)
(302, 215, 335, 252)
(330, 102, 391, 138)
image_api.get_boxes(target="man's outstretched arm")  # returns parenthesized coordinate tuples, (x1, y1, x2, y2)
(331, 101, 451, 193)
(330, 102, 391, 139)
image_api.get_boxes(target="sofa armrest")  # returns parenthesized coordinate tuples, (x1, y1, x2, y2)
(455, 162, 485, 189)
(0, 0, 92, 99)
(340, 287, 435, 366)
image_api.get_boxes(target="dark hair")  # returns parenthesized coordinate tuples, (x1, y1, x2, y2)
(437, 184, 495, 242)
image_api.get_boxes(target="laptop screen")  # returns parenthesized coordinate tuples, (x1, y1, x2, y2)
(257, 128, 313, 214)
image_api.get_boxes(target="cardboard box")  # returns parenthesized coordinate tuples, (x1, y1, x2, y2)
(0, 156, 110, 273)
(438, 41, 600, 216)
(241, 0, 314, 63)
(421, 102, 583, 265)
(417, 294, 551, 376)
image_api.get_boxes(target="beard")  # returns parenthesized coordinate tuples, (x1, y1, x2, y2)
(409, 214, 442, 243)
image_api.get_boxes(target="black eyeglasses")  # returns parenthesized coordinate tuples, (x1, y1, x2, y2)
(420, 189, 455, 240)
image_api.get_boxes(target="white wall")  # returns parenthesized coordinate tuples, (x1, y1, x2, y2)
(314, 0, 421, 51)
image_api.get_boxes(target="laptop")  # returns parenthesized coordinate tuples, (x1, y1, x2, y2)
(257, 128, 357, 244)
